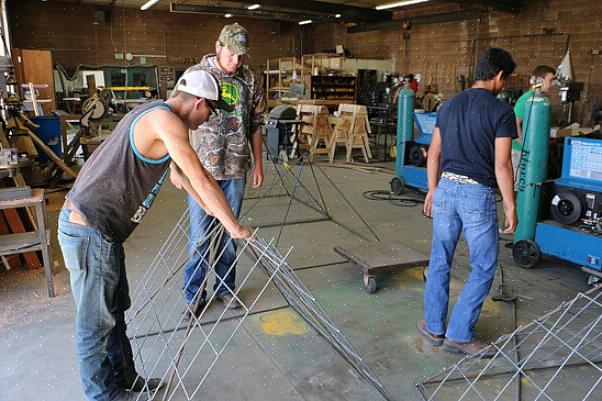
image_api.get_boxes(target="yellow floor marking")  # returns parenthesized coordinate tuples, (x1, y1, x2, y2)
(260, 309, 310, 336)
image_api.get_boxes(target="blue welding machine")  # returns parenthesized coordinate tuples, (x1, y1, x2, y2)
(389, 108, 436, 194)
(513, 136, 602, 280)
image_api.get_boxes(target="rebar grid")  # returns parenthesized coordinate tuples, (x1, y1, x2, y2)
(416, 286, 602, 401)
(124, 203, 390, 400)
(249, 236, 394, 401)
(241, 154, 380, 243)
(124, 202, 291, 401)
(241, 155, 329, 224)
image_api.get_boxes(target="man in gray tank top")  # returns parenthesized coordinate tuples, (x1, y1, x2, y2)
(58, 68, 253, 401)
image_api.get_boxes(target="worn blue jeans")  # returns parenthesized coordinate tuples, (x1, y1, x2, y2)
(182, 178, 246, 304)
(58, 207, 136, 401)
(424, 178, 499, 342)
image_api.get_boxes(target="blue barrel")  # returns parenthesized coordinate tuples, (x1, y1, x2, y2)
(31, 116, 62, 163)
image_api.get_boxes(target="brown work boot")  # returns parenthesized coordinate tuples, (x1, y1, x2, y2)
(416, 320, 444, 346)
(183, 290, 207, 319)
(443, 338, 497, 358)
(117, 391, 151, 401)
(217, 293, 242, 309)
(127, 376, 164, 392)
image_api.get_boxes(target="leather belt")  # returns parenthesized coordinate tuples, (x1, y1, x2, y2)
(441, 171, 479, 185)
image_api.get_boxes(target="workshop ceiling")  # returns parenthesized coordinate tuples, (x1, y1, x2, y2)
(40, 0, 524, 23)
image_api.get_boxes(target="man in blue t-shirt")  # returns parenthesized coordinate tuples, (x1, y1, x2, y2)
(417, 48, 518, 357)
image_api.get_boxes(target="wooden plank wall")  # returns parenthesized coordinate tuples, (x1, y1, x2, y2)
(308, 0, 602, 125)
(12, 49, 57, 113)
(8, 0, 302, 72)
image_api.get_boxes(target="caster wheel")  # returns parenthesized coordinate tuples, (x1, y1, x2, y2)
(513, 240, 541, 269)
(364, 275, 377, 294)
(390, 177, 406, 195)
(587, 275, 601, 287)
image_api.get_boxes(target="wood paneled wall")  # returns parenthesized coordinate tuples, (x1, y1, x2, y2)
(8, 0, 302, 71)
(308, 0, 602, 124)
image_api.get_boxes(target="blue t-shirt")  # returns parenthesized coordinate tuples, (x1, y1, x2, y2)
(435, 88, 517, 187)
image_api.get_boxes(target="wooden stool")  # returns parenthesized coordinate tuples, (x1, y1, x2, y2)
(331, 104, 373, 163)
(330, 114, 352, 163)
(295, 104, 333, 160)
(0, 189, 55, 297)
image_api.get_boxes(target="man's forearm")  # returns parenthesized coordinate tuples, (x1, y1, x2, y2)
(496, 161, 515, 210)
(189, 173, 242, 234)
(250, 129, 263, 165)
(181, 175, 210, 212)
(427, 156, 441, 191)
(171, 162, 210, 210)
(426, 129, 442, 191)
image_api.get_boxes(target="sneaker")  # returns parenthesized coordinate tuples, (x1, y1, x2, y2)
(443, 338, 497, 358)
(217, 293, 242, 309)
(416, 320, 444, 346)
(127, 376, 164, 392)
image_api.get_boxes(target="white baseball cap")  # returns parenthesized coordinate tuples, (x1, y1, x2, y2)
(175, 68, 219, 100)
(174, 68, 233, 111)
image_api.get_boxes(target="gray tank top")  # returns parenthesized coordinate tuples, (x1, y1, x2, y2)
(66, 100, 172, 242)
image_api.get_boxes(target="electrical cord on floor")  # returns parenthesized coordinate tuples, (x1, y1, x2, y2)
(363, 189, 425, 207)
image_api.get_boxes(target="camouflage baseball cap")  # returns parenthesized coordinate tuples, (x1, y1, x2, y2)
(218, 23, 249, 55)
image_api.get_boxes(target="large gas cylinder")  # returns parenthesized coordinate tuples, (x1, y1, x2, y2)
(395, 85, 415, 177)
(514, 89, 551, 242)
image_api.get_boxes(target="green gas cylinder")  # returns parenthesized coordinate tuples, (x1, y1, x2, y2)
(514, 89, 551, 243)
(395, 85, 415, 177)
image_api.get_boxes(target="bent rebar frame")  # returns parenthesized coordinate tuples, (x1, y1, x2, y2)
(125, 204, 390, 400)
(241, 150, 380, 244)
(416, 286, 602, 401)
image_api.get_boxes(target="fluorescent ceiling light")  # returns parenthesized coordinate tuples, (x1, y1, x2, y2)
(247, 4, 261, 10)
(298, 19, 313, 25)
(140, 0, 161, 11)
(335, 13, 342, 18)
(375, 0, 428, 10)
(224, 13, 233, 18)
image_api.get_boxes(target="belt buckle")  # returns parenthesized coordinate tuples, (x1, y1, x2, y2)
(443, 172, 460, 182)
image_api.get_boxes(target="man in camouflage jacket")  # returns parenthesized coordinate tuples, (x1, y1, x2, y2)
(173, 23, 266, 312)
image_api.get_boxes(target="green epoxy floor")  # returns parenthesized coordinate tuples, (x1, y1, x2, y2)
(0, 160, 591, 401)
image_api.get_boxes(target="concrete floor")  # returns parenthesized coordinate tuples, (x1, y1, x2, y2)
(0, 158, 592, 401)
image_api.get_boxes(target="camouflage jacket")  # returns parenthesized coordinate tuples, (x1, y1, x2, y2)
(186, 55, 266, 180)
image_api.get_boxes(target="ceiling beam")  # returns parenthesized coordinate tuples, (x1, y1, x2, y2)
(170, 3, 335, 23)
(223, 0, 393, 22)
(449, 0, 523, 13)
(347, 10, 487, 33)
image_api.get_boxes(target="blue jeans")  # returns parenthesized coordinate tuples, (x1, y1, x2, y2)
(424, 178, 499, 342)
(58, 207, 136, 401)
(183, 178, 245, 304)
